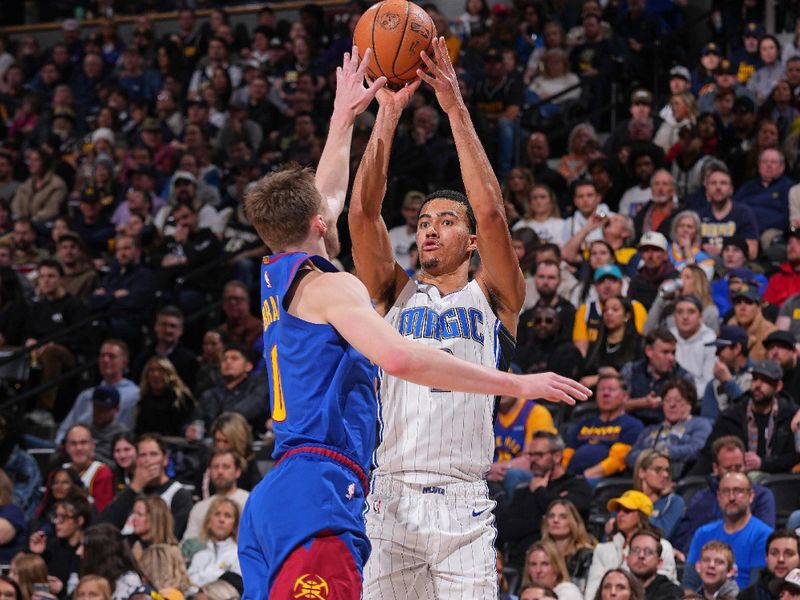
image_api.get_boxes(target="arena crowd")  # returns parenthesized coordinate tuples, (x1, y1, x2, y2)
(0, 1, 799, 600)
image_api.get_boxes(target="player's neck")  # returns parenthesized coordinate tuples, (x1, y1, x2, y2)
(283, 237, 328, 260)
(417, 263, 470, 295)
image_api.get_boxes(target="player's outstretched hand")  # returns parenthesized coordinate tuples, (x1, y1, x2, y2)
(376, 79, 421, 118)
(334, 45, 387, 121)
(518, 372, 592, 406)
(417, 36, 462, 114)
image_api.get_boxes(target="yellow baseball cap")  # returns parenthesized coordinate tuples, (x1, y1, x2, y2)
(607, 490, 653, 517)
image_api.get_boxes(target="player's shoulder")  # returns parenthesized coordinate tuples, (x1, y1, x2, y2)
(303, 269, 369, 301)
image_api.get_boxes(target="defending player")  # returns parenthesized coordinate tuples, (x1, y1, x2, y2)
(349, 37, 532, 598)
(238, 46, 590, 600)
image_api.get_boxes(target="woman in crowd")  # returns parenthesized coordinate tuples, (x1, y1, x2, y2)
(644, 264, 719, 334)
(524, 21, 568, 84)
(456, 0, 490, 40)
(762, 80, 798, 139)
(593, 569, 644, 600)
(9, 553, 49, 600)
(513, 184, 565, 246)
(201, 413, 259, 496)
(626, 378, 712, 478)
(519, 584, 558, 600)
(110, 433, 136, 494)
(654, 92, 697, 153)
(0, 470, 26, 563)
(79, 523, 142, 600)
(187, 497, 241, 586)
(31, 468, 85, 535)
(570, 241, 624, 307)
(0, 576, 22, 600)
(503, 167, 535, 229)
(10, 147, 67, 225)
(584, 491, 676, 600)
(128, 496, 178, 560)
(73, 576, 112, 600)
(527, 48, 581, 109)
(521, 541, 583, 600)
(135, 357, 194, 437)
(631, 450, 685, 539)
(667, 211, 715, 279)
(581, 296, 642, 387)
(139, 544, 193, 599)
(540, 500, 595, 592)
(559, 123, 599, 183)
(748, 35, 784, 105)
(195, 579, 240, 600)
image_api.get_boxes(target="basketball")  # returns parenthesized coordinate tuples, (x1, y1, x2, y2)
(352, 0, 437, 86)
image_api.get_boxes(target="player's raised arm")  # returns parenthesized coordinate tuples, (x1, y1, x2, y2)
(348, 81, 419, 314)
(315, 46, 386, 222)
(304, 270, 590, 405)
(417, 37, 525, 330)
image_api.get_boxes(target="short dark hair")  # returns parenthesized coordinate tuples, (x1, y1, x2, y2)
(209, 447, 244, 471)
(38, 258, 64, 276)
(532, 430, 565, 451)
(421, 190, 476, 233)
(711, 435, 745, 462)
(137, 432, 166, 455)
(58, 492, 93, 527)
(644, 327, 677, 347)
(224, 342, 254, 364)
(535, 243, 562, 260)
(659, 378, 697, 411)
(630, 528, 663, 556)
(766, 529, 800, 554)
(157, 305, 184, 323)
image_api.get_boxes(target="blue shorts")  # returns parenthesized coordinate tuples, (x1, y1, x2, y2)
(238, 446, 371, 599)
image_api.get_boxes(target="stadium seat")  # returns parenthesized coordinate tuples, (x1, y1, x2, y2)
(759, 473, 800, 527)
(588, 477, 634, 538)
(674, 475, 709, 506)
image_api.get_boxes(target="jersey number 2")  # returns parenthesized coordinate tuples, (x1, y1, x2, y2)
(270, 345, 286, 422)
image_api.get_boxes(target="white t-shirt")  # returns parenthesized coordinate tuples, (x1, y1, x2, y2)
(388, 225, 416, 270)
(562, 203, 609, 244)
(618, 186, 652, 218)
(513, 217, 566, 245)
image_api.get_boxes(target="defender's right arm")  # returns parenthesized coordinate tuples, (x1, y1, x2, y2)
(348, 83, 418, 315)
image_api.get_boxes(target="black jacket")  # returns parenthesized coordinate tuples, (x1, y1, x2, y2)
(691, 393, 799, 474)
(644, 574, 683, 600)
(100, 477, 193, 539)
(89, 262, 156, 326)
(194, 370, 270, 434)
(738, 569, 774, 600)
(131, 343, 198, 390)
(495, 472, 592, 568)
(26, 293, 89, 352)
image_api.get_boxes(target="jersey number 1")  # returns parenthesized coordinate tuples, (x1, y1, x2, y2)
(270, 345, 286, 422)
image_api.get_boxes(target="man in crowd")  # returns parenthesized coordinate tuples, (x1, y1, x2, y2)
(621, 328, 694, 425)
(101, 433, 193, 538)
(563, 373, 643, 481)
(632, 170, 680, 240)
(56, 339, 139, 443)
(626, 529, 683, 600)
(765, 227, 800, 307)
(701, 325, 753, 420)
(739, 530, 800, 600)
(192, 344, 268, 435)
(87, 386, 129, 464)
(669, 295, 716, 396)
(218, 281, 261, 350)
(61, 424, 114, 512)
(728, 286, 776, 361)
(674, 436, 776, 553)
(131, 306, 197, 388)
(628, 231, 678, 309)
(697, 165, 759, 260)
(56, 232, 97, 302)
(182, 448, 250, 541)
(693, 360, 799, 475)
(684, 471, 773, 590)
(764, 330, 800, 403)
(771, 568, 800, 600)
(495, 431, 591, 570)
(522, 260, 576, 337)
(514, 306, 582, 378)
(695, 541, 740, 600)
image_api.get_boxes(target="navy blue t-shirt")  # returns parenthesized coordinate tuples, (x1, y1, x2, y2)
(0, 503, 26, 562)
(698, 202, 759, 247)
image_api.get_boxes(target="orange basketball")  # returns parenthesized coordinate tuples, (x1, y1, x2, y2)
(353, 0, 437, 86)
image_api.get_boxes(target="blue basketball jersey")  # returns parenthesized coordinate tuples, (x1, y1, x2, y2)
(260, 252, 379, 474)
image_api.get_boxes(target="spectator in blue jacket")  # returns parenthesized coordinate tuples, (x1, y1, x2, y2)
(672, 436, 775, 553)
(631, 449, 685, 539)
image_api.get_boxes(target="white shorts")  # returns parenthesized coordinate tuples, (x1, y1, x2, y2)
(362, 476, 498, 600)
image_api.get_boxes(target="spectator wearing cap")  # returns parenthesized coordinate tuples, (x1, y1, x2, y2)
(770, 566, 800, 600)
(153, 89, 184, 139)
(89, 385, 129, 464)
(628, 231, 678, 310)
(627, 377, 712, 475)
(562, 372, 644, 481)
(701, 325, 753, 420)
(748, 35, 784, 105)
(731, 22, 765, 85)
(698, 58, 756, 114)
(695, 359, 799, 477)
(669, 294, 717, 395)
(73, 186, 116, 258)
(56, 232, 97, 303)
(514, 304, 582, 379)
(763, 330, 800, 404)
(155, 170, 222, 236)
(11, 147, 67, 225)
(573, 264, 647, 357)
(584, 490, 677, 600)
(683, 471, 773, 590)
(777, 292, 800, 343)
(692, 43, 723, 96)
(728, 286, 776, 361)
(140, 117, 177, 176)
(740, 529, 800, 600)
(697, 165, 759, 260)
(56, 339, 139, 445)
(168, 153, 221, 209)
(473, 46, 522, 178)
(657, 65, 692, 121)
(190, 344, 268, 435)
(733, 148, 794, 247)
(765, 227, 800, 308)
(710, 245, 767, 318)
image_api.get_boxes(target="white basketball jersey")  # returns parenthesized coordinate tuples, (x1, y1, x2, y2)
(373, 278, 509, 486)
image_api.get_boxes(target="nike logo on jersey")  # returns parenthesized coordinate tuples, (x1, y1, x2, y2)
(471, 507, 490, 517)
(398, 306, 485, 344)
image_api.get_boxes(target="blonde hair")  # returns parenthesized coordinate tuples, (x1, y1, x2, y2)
(139, 544, 191, 593)
(540, 499, 595, 556)
(632, 449, 671, 494)
(521, 541, 570, 588)
(527, 184, 561, 219)
(700, 541, 735, 570)
(134, 496, 178, 545)
(139, 357, 193, 409)
(11, 553, 48, 600)
(199, 580, 240, 600)
(211, 412, 253, 461)
(682, 264, 713, 308)
(200, 496, 240, 543)
(73, 576, 112, 600)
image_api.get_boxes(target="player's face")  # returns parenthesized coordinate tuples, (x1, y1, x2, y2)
(416, 199, 476, 275)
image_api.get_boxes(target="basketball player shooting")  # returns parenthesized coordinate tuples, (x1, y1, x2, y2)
(238, 45, 589, 600)
(349, 37, 576, 599)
